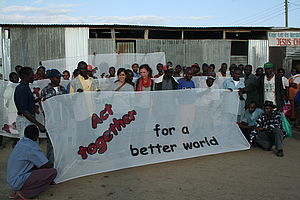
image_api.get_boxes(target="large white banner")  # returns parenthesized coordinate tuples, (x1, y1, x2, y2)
(43, 89, 250, 183)
(0, 77, 244, 138)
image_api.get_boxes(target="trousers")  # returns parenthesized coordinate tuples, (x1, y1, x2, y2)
(19, 168, 57, 198)
(255, 127, 284, 150)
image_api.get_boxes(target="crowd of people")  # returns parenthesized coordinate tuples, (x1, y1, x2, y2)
(1, 60, 299, 199)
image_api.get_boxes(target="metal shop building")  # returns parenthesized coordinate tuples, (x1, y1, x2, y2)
(1, 24, 300, 78)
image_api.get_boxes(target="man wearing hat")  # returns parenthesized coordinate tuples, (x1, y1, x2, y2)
(249, 101, 285, 157)
(206, 72, 218, 88)
(41, 69, 67, 100)
(41, 69, 67, 166)
(198, 72, 218, 89)
(87, 65, 98, 79)
(258, 62, 284, 111)
(154, 64, 178, 90)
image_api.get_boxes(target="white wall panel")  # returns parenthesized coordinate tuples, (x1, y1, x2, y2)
(65, 28, 89, 73)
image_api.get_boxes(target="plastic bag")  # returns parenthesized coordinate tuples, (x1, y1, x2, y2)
(281, 112, 292, 137)
(283, 101, 291, 118)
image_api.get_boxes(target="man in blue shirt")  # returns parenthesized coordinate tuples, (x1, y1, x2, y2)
(237, 102, 263, 141)
(177, 67, 195, 89)
(223, 68, 246, 100)
(14, 67, 46, 138)
(7, 125, 57, 199)
(223, 68, 245, 90)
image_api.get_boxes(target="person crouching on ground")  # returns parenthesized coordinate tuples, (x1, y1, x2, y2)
(249, 101, 286, 157)
(237, 101, 263, 141)
(7, 125, 57, 200)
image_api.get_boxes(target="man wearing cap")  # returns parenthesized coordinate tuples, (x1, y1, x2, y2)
(70, 61, 99, 93)
(249, 101, 285, 157)
(258, 62, 284, 111)
(154, 64, 178, 90)
(199, 72, 218, 89)
(87, 65, 98, 79)
(41, 69, 67, 100)
(41, 69, 67, 166)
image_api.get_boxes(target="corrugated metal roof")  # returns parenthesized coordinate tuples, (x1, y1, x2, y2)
(0, 23, 275, 30)
(2, 23, 300, 32)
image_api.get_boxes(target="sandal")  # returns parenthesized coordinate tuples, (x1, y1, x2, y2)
(15, 191, 39, 200)
(8, 192, 18, 199)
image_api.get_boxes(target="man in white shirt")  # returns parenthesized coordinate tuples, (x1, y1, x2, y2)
(258, 62, 284, 111)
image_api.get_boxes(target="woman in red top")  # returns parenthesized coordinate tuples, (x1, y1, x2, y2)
(136, 64, 154, 91)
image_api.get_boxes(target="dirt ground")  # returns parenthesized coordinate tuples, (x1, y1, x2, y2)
(1, 135, 300, 200)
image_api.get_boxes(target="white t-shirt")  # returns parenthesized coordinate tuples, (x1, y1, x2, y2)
(264, 76, 276, 104)
(53, 86, 59, 93)
(233, 80, 239, 87)
(216, 72, 230, 78)
(198, 79, 218, 89)
(282, 76, 289, 88)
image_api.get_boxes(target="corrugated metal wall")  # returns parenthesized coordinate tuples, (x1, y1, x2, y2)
(88, 39, 115, 54)
(136, 39, 231, 68)
(65, 28, 89, 73)
(10, 27, 65, 71)
(248, 40, 269, 70)
(286, 46, 300, 57)
(185, 40, 231, 67)
(230, 56, 248, 66)
(284, 46, 300, 75)
(87, 39, 231, 68)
